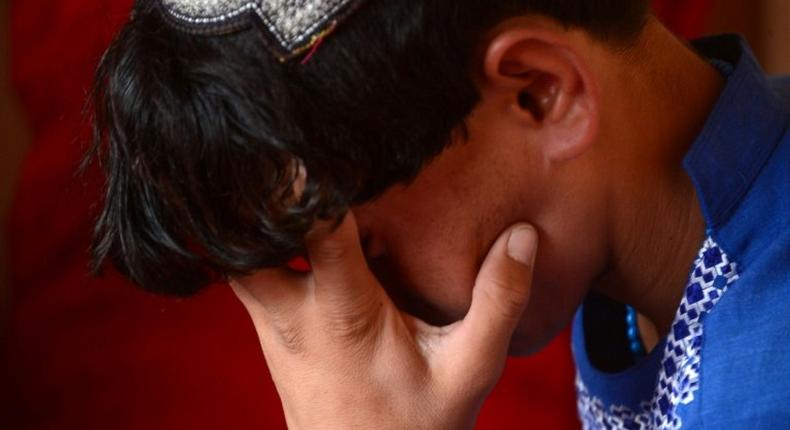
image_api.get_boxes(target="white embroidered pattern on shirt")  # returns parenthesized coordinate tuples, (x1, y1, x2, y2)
(576, 236, 739, 429)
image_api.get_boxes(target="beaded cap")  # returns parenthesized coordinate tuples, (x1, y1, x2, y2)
(157, 0, 367, 61)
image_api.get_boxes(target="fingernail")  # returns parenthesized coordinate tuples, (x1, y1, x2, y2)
(507, 225, 538, 265)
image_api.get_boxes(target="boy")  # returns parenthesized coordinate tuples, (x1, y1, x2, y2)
(92, 0, 790, 428)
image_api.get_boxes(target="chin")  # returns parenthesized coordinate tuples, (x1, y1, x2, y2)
(507, 333, 555, 356)
(506, 312, 574, 356)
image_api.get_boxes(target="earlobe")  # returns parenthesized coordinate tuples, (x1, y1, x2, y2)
(482, 26, 601, 163)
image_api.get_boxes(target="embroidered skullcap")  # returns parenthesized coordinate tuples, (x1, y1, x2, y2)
(157, 0, 368, 61)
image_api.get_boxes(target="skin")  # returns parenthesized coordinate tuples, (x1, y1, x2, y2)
(354, 15, 718, 352)
(233, 14, 724, 428)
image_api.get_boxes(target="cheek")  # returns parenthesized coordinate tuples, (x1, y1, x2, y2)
(361, 186, 524, 325)
(376, 220, 481, 325)
(509, 209, 609, 353)
(354, 126, 537, 325)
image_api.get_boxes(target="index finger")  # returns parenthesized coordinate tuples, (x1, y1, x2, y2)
(305, 211, 378, 302)
(230, 267, 307, 318)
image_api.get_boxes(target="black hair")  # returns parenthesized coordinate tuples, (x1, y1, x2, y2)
(90, 0, 650, 296)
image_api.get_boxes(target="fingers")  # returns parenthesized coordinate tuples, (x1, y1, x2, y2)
(230, 268, 307, 318)
(235, 211, 374, 312)
(233, 211, 382, 333)
(305, 212, 379, 303)
(456, 224, 538, 357)
(234, 212, 387, 355)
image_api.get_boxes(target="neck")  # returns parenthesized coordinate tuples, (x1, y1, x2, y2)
(593, 19, 724, 336)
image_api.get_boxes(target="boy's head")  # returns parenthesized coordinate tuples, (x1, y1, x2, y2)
(93, 0, 650, 352)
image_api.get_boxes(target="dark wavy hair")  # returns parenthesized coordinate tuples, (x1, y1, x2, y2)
(89, 0, 650, 296)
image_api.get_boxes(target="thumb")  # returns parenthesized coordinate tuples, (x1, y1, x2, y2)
(456, 224, 538, 356)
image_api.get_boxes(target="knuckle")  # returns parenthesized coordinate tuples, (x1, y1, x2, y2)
(441, 365, 499, 407)
(311, 240, 349, 263)
(324, 312, 380, 346)
(276, 323, 306, 354)
(321, 295, 383, 346)
(479, 278, 528, 318)
(264, 308, 308, 354)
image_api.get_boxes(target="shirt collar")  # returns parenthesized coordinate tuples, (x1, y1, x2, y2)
(684, 35, 789, 229)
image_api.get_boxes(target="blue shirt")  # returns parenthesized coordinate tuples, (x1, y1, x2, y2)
(573, 35, 790, 429)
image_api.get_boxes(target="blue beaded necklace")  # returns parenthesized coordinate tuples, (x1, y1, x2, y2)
(625, 305, 647, 358)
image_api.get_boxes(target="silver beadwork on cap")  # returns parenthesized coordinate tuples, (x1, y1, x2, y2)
(157, 0, 367, 61)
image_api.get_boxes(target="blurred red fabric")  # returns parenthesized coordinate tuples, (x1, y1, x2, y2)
(653, 0, 715, 40)
(1, 1, 711, 428)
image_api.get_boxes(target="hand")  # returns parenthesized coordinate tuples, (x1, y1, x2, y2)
(231, 212, 538, 430)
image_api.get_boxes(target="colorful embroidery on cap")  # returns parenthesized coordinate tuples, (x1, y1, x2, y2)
(157, 0, 366, 61)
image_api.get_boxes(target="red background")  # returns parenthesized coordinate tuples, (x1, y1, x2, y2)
(1, 1, 711, 428)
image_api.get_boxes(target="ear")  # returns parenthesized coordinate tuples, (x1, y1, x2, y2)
(481, 28, 601, 163)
